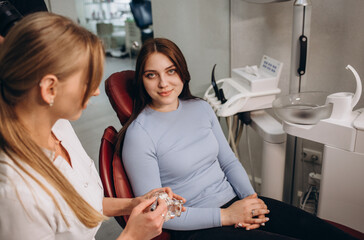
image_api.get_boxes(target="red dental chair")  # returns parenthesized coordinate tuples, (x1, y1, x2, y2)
(99, 71, 364, 240)
(99, 70, 171, 240)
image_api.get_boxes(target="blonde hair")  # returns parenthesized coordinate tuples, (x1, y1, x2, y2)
(0, 12, 106, 228)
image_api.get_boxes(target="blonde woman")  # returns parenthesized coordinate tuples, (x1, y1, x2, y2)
(0, 12, 184, 240)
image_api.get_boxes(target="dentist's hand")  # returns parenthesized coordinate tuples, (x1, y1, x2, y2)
(118, 197, 167, 240)
(134, 187, 187, 213)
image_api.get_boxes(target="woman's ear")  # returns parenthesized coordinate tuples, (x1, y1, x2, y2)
(39, 74, 58, 107)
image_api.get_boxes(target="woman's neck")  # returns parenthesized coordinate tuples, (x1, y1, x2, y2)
(149, 99, 180, 112)
(14, 98, 56, 151)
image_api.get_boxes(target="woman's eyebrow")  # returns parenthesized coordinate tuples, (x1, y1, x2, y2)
(165, 64, 175, 70)
(143, 69, 157, 73)
(144, 64, 175, 73)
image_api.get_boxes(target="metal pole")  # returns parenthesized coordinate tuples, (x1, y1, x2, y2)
(283, 0, 312, 204)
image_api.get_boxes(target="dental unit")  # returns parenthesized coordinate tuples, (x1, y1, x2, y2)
(273, 65, 364, 232)
(203, 0, 364, 234)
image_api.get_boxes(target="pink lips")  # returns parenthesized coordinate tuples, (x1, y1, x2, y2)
(159, 89, 173, 97)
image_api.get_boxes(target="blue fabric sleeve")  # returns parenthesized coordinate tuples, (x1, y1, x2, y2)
(122, 122, 162, 194)
(122, 122, 222, 230)
(201, 102, 255, 199)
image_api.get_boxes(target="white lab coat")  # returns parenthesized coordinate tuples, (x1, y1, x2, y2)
(0, 119, 104, 240)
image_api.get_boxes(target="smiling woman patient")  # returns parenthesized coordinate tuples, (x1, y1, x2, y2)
(142, 52, 185, 112)
(117, 37, 359, 240)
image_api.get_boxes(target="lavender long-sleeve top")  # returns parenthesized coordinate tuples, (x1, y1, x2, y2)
(122, 99, 255, 230)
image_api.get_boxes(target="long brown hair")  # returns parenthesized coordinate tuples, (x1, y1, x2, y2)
(116, 38, 197, 154)
(0, 12, 106, 228)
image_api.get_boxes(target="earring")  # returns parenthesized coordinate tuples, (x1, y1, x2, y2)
(49, 98, 54, 107)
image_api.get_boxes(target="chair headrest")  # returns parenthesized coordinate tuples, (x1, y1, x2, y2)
(105, 71, 134, 125)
